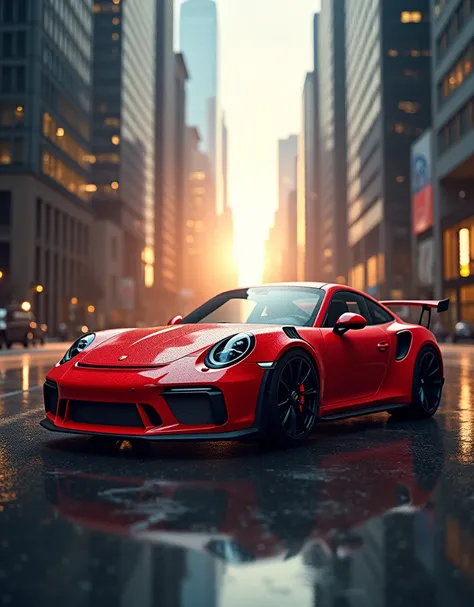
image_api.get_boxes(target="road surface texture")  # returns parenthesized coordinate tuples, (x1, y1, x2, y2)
(0, 343, 473, 606)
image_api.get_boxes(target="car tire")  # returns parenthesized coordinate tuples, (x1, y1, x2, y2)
(263, 349, 320, 448)
(391, 345, 443, 420)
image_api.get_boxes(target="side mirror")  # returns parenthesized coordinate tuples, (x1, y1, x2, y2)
(334, 312, 367, 335)
(168, 315, 183, 326)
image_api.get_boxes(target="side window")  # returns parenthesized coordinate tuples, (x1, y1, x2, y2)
(323, 291, 371, 328)
(365, 299, 394, 325)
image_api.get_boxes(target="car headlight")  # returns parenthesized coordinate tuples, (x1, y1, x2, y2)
(205, 333, 255, 368)
(59, 333, 95, 365)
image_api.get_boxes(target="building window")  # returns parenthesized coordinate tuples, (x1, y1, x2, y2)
(398, 101, 420, 114)
(14, 104, 24, 126)
(401, 11, 422, 23)
(42, 113, 90, 169)
(0, 141, 11, 164)
(42, 150, 91, 201)
(437, 0, 474, 60)
(440, 46, 473, 102)
(36, 197, 42, 238)
(104, 117, 120, 127)
(0, 191, 11, 227)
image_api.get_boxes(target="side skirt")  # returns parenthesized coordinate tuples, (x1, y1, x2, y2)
(319, 402, 408, 422)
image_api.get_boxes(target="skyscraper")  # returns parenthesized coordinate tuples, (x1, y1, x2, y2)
(345, 0, 431, 298)
(0, 0, 95, 332)
(318, 0, 347, 284)
(180, 0, 218, 156)
(297, 73, 318, 281)
(431, 0, 474, 326)
(91, 0, 157, 327)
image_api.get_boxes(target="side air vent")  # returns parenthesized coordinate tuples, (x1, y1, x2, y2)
(283, 327, 301, 340)
(395, 331, 412, 361)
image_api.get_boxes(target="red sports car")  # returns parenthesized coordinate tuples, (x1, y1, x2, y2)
(40, 283, 449, 447)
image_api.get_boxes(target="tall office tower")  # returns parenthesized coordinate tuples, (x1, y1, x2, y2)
(180, 0, 218, 156)
(0, 0, 95, 333)
(431, 0, 474, 326)
(345, 0, 431, 298)
(297, 73, 318, 281)
(318, 0, 347, 284)
(91, 0, 156, 326)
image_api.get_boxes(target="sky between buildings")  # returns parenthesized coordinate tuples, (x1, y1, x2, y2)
(175, 0, 321, 286)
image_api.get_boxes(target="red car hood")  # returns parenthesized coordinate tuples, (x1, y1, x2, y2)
(80, 324, 272, 367)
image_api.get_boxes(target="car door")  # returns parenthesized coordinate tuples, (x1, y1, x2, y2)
(319, 291, 391, 407)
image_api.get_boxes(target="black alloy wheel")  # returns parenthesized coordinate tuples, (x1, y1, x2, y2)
(391, 345, 444, 420)
(265, 350, 320, 447)
(415, 348, 443, 416)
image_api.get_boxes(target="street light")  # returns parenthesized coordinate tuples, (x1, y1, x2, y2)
(87, 305, 95, 313)
(0, 271, 3, 279)
(21, 301, 31, 312)
(35, 284, 44, 293)
(70, 297, 78, 305)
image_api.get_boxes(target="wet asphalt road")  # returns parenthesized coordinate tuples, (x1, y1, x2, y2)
(0, 344, 474, 606)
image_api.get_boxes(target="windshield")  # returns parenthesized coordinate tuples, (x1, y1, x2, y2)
(181, 287, 325, 326)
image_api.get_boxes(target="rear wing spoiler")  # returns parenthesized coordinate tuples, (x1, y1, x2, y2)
(379, 299, 450, 329)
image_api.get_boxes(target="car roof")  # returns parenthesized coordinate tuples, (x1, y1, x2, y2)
(262, 281, 328, 289)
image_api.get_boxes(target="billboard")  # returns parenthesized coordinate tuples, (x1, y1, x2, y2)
(411, 130, 433, 236)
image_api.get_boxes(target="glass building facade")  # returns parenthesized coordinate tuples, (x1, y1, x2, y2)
(318, 0, 347, 284)
(0, 0, 93, 195)
(91, 0, 156, 292)
(346, 0, 431, 298)
(180, 0, 217, 155)
(432, 0, 474, 325)
(0, 0, 95, 330)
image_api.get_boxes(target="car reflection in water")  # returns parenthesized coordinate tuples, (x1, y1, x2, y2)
(43, 420, 444, 591)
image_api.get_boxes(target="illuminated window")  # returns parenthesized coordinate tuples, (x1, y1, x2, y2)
(113, 17, 120, 25)
(190, 171, 205, 181)
(96, 153, 120, 163)
(388, 49, 398, 57)
(401, 11, 422, 23)
(42, 150, 90, 201)
(14, 104, 24, 125)
(394, 123, 405, 133)
(411, 50, 421, 57)
(396, 176, 405, 183)
(399, 101, 420, 114)
(0, 141, 11, 164)
(186, 220, 194, 227)
(112, 33, 120, 41)
(144, 265, 154, 288)
(111, 181, 119, 190)
(111, 135, 120, 145)
(104, 117, 120, 127)
(367, 256, 377, 288)
(459, 228, 471, 277)
(84, 184, 97, 192)
(42, 113, 90, 169)
(92, 4, 100, 13)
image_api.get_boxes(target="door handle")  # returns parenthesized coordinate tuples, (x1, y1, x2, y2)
(377, 341, 389, 352)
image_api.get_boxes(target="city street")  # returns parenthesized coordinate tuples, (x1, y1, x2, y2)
(0, 344, 474, 606)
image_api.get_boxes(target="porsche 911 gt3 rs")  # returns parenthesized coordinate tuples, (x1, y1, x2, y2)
(40, 283, 449, 447)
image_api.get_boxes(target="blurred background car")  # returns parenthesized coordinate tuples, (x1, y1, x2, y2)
(452, 322, 474, 343)
(4, 304, 46, 349)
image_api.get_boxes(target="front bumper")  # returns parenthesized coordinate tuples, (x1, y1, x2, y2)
(40, 357, 271, 441)
(40, 417, 260, 441)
